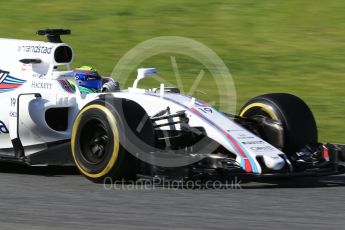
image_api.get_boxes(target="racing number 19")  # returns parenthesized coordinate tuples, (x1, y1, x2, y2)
(10, 98, 16, 107)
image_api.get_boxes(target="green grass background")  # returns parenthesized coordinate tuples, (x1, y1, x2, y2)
(1, 0, 344, 142)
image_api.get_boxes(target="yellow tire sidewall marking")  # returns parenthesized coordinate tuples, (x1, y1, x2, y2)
(240, 102, 278, 120)
(71, 104, 120, 178)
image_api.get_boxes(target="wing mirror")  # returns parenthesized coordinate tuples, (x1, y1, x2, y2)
(133, 68, 157, 89)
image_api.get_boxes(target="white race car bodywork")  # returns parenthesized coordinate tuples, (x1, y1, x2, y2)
(0, 34, 289, 174)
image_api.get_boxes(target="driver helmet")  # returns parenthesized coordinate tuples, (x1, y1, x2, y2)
(73, 66, 102, 93)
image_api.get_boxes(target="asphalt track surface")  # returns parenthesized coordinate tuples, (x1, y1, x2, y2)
(0, 163, 344, 230)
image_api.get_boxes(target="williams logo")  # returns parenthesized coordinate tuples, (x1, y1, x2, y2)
(0, 120, 9, 134)
(0, 70, 9, 83)
(0, 69, 26, 93)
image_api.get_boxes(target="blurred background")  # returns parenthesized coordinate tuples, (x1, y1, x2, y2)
(0, 0, 344, 142)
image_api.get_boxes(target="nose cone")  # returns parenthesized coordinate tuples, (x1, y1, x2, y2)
(262, 155, 285, 171)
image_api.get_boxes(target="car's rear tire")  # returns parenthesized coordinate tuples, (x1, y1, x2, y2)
(239, 93, 318, 154)
(71, 98, 155, 183)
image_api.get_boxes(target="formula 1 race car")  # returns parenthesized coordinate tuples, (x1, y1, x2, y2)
(0, 29, 344, 183)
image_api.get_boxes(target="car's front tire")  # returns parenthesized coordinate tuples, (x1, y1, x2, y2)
(239, 93, 318, 154)
(71, 98, 155, 183)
